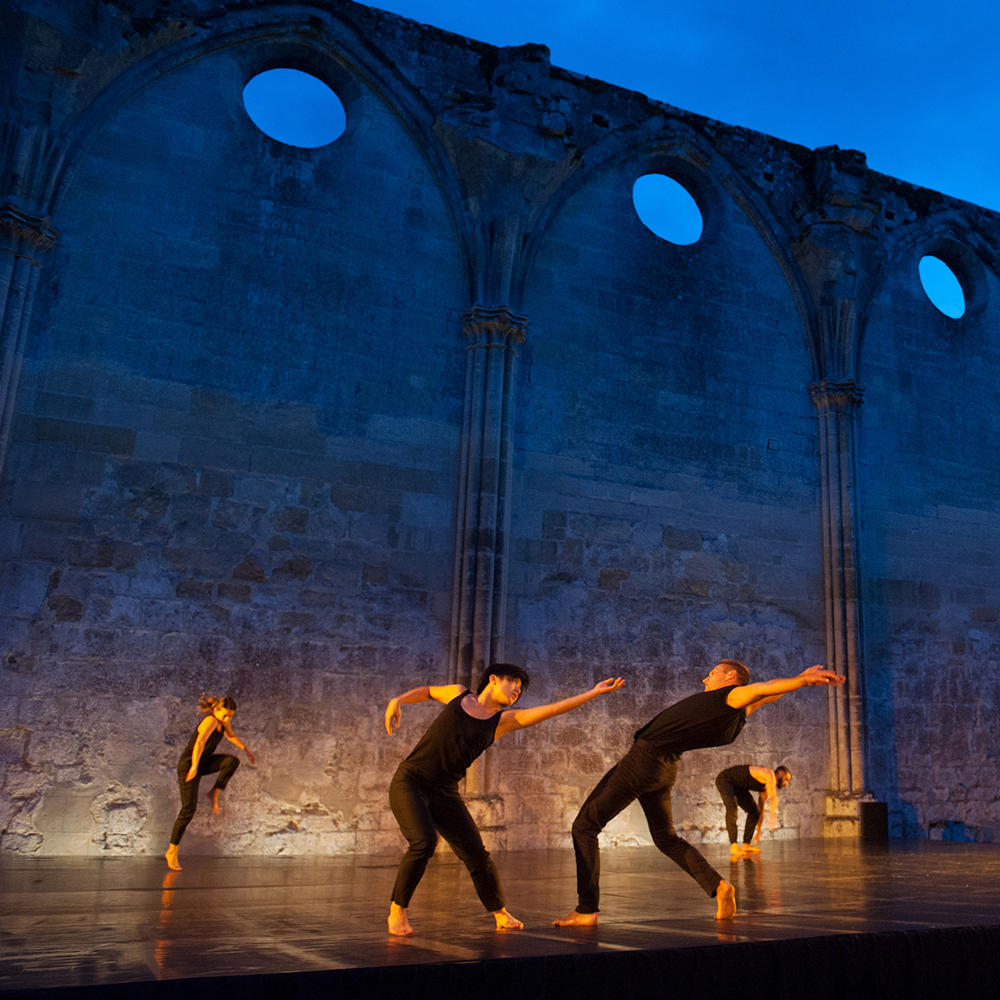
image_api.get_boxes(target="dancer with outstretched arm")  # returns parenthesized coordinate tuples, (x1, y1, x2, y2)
(553, 661, 842, 924)
(165, 694, 256, 871)
(716, 763, 791, 857)
(385, 664, 625, 936)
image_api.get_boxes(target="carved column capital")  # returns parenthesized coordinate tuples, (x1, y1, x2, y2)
(462, 305, 527, 346)
(1, 202, 57, 258)
(810, 379, 864, 413)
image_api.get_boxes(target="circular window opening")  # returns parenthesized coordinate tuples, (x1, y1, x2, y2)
(632, 174, 703, 245)
(918, 255, 965, 319)
(243, 68, 346, 148)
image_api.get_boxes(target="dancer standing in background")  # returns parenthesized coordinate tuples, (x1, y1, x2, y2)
(385, 665, 625, 936)
(165, 694, 256, 871)
(554, 661, 842, 925)
(716, 764, 792, 857)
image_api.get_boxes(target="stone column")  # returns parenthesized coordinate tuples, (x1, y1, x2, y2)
(0, 202, 55, 480)
(449, 304, 525, 799)
(811, 379, 867, 833)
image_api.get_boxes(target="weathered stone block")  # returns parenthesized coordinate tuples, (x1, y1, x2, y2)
(176, 578, 212, 599)
(273, 558, 312, 581)
(218, 582, 251, 603)
(47, 594, 83, 622)
(0, 726, 31, 763)
(14, 415, 135, 456)
(232, 557, 266, 582)
(171, 494, 211, 525)
(270, 507, 309, 534)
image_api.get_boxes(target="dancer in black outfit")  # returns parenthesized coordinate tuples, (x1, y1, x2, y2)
(716, 764, 791, 857)
(165, 694, 255, 871)
(554, 661, 842, 924)
(385, 665, 625, 935)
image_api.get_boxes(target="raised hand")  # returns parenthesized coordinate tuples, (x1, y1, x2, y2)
(385, 699, 402, 735)
(798, 665, 844, 686)
(594, 677, 626, 694)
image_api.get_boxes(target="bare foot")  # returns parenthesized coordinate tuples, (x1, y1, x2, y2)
(553, 910, 599, 926)
(742, 844, 761, 854)
(730, 844, 746, 859)
(165, 846, 181, 871)
(715, 880, 736, 920)
(388, 903, 412, 936)
(209, 789, 221, 814)
(494, 908, 523, 930)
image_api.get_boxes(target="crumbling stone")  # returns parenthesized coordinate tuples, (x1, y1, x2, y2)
(0, 0, 996, 858)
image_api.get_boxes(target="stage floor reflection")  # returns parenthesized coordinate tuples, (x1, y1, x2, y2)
(1, 840, 998, 991)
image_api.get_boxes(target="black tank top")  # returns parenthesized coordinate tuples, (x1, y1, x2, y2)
(179, 720, 223, 764)
(397, 691, 502, 786)
(718, 764, 766, 792)
(634, 685, 747, 759)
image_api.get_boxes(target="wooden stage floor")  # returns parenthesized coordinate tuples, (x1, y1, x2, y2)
(1, 840, 998, 999)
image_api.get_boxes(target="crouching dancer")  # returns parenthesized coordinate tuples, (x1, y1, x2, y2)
(716, 763, 791, 857)
(385, 665, 625, 936)
(554, 661, 842, 925)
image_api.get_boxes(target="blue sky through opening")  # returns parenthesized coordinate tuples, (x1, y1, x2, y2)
(241, 1, 993, 319)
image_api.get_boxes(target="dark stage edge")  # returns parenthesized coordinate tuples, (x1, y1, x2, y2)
(2, 841, 999, 1000)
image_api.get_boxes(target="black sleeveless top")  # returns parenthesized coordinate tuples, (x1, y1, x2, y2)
(397, 691, 502, 787)
(634, 685, 747, 759)
(179, 720, 223, 765)
(718, 764, 766, 792)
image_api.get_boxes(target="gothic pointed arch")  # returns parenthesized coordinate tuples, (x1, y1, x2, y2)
(42, 5, 478, 303)
(513, 114, 820, 374)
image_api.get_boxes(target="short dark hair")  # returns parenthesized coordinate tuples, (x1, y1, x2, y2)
(775, 765, 791, 787)
(476, 663, 530, 695)
(718, 659, 750, 686)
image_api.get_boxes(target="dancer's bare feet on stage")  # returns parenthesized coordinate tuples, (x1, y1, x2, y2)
(493, 908, 523, 930)
(741, 844, 761, 854)
(715, 880, 736, 920)
(209, 788, 221, 814)
(553, 910, 599, 926)
(165, 846, 181, 871)
(388, 903, 413, 936)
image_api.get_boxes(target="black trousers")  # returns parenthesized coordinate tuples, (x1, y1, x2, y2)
(389, 767, 505, 912)
(715, 772, 761, 845)
(169, 753, 239, 846)
(571, 739, 723, 913)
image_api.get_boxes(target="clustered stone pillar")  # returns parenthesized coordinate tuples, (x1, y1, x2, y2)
(0, 202, 55, 478)
(1, 123, 62, 482)
(811, 379, 867, 833)
(449, 305, 525, 800)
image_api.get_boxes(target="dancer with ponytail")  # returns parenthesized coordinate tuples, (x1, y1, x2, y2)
(165, 694, 255, 871)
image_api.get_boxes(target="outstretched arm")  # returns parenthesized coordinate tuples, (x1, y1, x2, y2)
(494, 677, 625, 739)
(385, 684, 466, 734)
(728, 665, 843, 715)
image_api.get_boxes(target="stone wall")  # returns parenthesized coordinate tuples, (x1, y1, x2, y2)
(0, 0, 996, 857)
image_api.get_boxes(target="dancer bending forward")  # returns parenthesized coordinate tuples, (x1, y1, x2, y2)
(716, 764, 791, 857)
(554, 661, 842, 925)
(385, 665, 625, 936)
(165, 694, 256, 871)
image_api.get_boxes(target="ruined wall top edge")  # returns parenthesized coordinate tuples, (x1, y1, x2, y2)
(1, 0, 997, 236)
